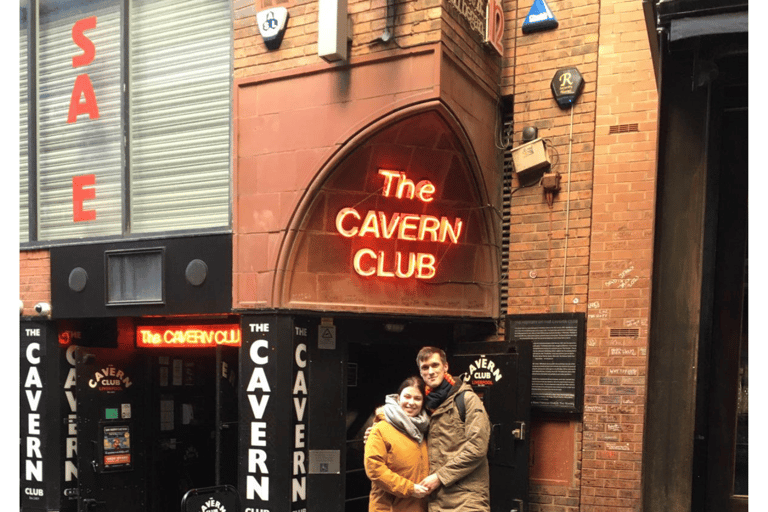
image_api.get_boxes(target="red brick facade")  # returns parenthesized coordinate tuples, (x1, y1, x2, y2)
(20, 250, 51, 317)
(502, 0, 657, 510)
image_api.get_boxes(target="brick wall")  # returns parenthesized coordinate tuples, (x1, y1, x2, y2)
(235, 0, 499, 90)
(581, 0, 657, 509)
(235, 0, 444, 78)
(504, 0, 599, 314)
(20, 250, 51, 317)
(503, 0, 656, 510)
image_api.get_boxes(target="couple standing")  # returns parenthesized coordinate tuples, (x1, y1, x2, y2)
(364, 346, 491, 512)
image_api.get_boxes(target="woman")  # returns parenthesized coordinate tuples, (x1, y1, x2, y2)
(364, 376, 431, 512)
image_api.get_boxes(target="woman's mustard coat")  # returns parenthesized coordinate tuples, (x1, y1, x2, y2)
(364, 411, 429, 512)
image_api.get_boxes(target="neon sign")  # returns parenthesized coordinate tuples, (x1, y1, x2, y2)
(136, 324, 242, 348)
(335, 169, 465, 280)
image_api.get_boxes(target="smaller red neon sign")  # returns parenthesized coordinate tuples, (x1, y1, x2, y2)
(136, 324, 241, 348)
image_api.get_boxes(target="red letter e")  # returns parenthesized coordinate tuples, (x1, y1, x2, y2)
(73, 174, 97, 222)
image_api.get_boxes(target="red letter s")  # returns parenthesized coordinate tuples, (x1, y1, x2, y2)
(72, 16, 96, 68)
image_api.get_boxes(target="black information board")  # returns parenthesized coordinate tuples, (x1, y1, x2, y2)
(506, 313, 585, 414)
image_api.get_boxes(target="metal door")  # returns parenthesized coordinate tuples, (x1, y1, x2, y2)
(451, 341, 532, 512)
(75, 347, 146, 512)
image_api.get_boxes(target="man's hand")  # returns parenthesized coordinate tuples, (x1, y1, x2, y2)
(419, 474, 441, 493)
(363, 426, 372, 444)
(411, 483, 430, 498)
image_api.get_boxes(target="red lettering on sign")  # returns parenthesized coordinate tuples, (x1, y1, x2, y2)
(71, 16, 96, 68)
(72, 174, 96, 222)
(68, 17, 99, 123)
(136, 324, 242, 348)
(67, 74, 100, 123)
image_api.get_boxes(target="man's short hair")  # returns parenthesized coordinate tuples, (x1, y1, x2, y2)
(416, 346, 447, 366)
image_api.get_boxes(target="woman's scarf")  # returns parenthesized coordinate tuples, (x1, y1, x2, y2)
(424, 373, 456, 412)
(383, 394, 430, 444)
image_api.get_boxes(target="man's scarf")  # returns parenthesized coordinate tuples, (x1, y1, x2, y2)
(424, 373, 456, 412)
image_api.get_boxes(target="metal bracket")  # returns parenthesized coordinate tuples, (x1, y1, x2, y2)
(512, 421, 526, 441)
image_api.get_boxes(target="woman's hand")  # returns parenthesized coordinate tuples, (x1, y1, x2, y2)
(411, 483, 430, 498)
(419, 474, 441, 492)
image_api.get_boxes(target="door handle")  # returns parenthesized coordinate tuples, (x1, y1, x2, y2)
(512, 421, 526, 441)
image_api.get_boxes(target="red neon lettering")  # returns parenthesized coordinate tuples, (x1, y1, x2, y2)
(72, 16, 97, 68)
(396, 175, 416, 200)
(378, 169, 435, 203)
(353, 249, 377, 277)
(137, 325, 242, 348)
(398, 214, 419, 241)
(72, 174, 96, 222)
(336, 208, 464, 244)
(418, 216, 441, 241)
(416, 180, 435, 202)
(379, 212, 400, 239)
(416, 253, 436, 279)
(67, 74, 100, 123)
(358, 211, 381, 238)
(395, 252, 416, 279)
(336, 208, 360, 237)
(352, 249, 437, 280)
(378, 170, 400, 197)
(438, 217, 463, 244)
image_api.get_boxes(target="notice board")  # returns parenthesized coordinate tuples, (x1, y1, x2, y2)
(506, 313, 585, 413)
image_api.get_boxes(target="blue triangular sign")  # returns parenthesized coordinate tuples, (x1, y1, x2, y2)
(522, 0, 558, 34)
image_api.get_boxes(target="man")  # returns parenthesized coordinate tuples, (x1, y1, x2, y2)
(416, 346, 491, 512)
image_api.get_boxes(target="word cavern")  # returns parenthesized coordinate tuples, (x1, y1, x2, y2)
(335, 170, 465, 279)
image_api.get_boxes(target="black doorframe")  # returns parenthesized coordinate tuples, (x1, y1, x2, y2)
(641, 26, 748, 512)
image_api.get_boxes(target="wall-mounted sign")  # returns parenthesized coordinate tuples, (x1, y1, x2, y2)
(551, 67, 585, 109)
(507, 313, 585, 414)
(257, 7, 289, 50)
(446, 0, 486, 40)
(136, 324, 242, 348)
(522, 0, 558, 34)
(89, 365, 133, 392)
(484, 0, 504, 56)
(334, 169, 465, 280)
(465, 355, 504, 386)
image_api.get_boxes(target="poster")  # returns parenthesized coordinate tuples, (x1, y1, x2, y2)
(103, 425, 132, 469)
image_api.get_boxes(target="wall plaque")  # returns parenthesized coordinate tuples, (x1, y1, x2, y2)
(506, 313, 585, 413)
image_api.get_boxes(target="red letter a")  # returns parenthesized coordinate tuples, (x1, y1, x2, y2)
(67, 74, 100, 124)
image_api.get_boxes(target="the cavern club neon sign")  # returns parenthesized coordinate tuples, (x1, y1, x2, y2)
(335, 169, 465, 280)
(136, 324, 241, 348)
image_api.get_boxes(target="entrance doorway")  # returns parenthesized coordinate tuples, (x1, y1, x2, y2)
(341, 318, 454, 511)
(75, 345, 238, 512)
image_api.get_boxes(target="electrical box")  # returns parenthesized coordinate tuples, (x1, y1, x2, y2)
(511, 138, 551, 181)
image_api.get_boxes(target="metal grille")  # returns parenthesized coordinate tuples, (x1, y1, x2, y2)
(20, 11, 29, 243)
(129, 0, 231, 233)
(610, 328, 640, 338)
(37, 3, 123, 241)
(608, 123, 639, 134)
(500, 102, 514, 315)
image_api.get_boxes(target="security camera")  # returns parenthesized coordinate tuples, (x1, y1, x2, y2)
(19, 300, 24, 316)
(34, 302, 51, 316)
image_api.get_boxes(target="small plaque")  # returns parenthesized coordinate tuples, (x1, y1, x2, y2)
(318, 325, 336, 350)
(309, 450, 340, 474)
